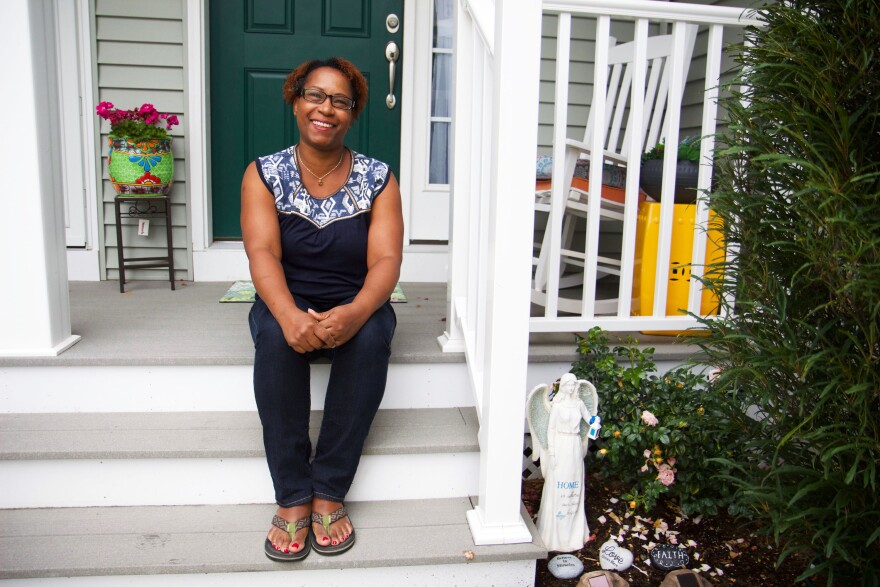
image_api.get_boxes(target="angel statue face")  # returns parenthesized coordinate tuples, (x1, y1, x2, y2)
(558, 373, 579, 398)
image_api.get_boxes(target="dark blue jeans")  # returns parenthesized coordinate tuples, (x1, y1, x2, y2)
(248, 295, 396, 507)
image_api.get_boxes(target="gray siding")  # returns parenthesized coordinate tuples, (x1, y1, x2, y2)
(95, 0, 189, 282)
(676, 0, 756, 139)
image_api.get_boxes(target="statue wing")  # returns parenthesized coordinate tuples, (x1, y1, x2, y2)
(577, 379, 599, 453)
(526, 383, 552, 473)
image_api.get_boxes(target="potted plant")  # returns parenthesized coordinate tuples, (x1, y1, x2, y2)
(639, 135, 701, 204)
(96, 102, 179, 196)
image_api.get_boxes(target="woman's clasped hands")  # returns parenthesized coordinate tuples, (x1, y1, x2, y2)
(307, 305, 366, 350)
(278, 304, 368, 354)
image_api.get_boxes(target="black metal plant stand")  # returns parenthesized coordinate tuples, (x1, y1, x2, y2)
(114, 196, 175, 293)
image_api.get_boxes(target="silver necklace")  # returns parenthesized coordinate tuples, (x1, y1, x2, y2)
(296, 146, 345, 186)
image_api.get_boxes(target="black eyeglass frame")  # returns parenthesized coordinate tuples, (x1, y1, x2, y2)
(300, 87, 356, 111)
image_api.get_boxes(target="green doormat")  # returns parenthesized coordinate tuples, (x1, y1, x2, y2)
(220, 281, 407, 303)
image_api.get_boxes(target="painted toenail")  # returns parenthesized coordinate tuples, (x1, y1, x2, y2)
(292, 543, 299, 549)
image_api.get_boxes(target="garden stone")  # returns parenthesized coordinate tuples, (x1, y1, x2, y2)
(650, 544, 691, 570)
(599, 540, 634, 571)
(658, 569, 712, 587)
(548, 553, 584, 579)
(578, 570, 631, 587)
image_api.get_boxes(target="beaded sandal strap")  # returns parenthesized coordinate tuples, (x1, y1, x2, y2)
(311, 505, 348, 533)
(272, 514, 310, 533)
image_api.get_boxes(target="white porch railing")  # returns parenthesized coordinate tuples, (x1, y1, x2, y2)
(441, 0, 542, 546)
(532, 1, 762, 334)
(440, 0, 760, 547)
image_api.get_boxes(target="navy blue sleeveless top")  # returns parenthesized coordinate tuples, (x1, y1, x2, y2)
(255, 146, 390, 309)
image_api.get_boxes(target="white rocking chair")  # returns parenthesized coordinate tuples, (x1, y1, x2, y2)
(533, 25, 699, 315)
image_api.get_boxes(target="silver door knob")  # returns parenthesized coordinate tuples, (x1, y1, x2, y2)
(385, 41, 400, 109)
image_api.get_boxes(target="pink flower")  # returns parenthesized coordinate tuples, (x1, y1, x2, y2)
(165, 115, 179, 129)
(640, 465, 649, 473)
(657, 464, 676, 486)
(643, 449, 652, 459)
(641, 410, 659, 427)
(96, 101, 114, 118)
(667, 457, 677, 466)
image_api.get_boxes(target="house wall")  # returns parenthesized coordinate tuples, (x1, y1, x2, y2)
(677, 0, 755, 139)
(95, 0, 190, 281)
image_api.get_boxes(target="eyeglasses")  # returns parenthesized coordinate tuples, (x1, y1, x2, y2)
(301, 87, 356, 111)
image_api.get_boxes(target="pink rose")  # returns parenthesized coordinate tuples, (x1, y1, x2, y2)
(641, 410, 659, 427)
(643, 449, 652, 459)
(640, 465, 649, 473)
(657, 464, 675, 486)
(667, 457, 677, 466)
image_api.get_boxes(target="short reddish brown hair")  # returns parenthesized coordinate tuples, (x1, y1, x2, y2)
(282, 57, 368, 119)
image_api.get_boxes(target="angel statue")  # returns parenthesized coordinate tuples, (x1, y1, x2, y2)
(527, 372, 601, 552)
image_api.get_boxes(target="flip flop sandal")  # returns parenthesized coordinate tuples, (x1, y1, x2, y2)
(309, 504, 356, 555)
(264, 514, 311, 562)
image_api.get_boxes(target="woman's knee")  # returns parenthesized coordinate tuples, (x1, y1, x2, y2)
(250, 301, 289, 353)
(350, 303, 396, 351)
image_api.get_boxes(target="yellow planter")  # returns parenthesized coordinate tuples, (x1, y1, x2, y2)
(632, 202, 724, 334)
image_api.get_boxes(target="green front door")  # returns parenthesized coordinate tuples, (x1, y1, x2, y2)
(209, 0, 404, 239)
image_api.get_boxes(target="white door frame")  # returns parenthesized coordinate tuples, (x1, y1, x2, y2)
(62, 0, 101, 281)
(185, 0, 449, 282)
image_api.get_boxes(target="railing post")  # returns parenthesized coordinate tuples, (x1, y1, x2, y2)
(465, 0, 541, 545)
(438, 0, 476, 354)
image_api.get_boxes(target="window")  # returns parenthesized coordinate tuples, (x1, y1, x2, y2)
(429, 0, 453, 184)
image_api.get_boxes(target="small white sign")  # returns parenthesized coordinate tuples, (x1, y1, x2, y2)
(137, 219, 150, 236)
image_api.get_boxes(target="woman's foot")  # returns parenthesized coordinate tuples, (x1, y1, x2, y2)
(310, 497, 355, 554)
(266, 504, 310, 557)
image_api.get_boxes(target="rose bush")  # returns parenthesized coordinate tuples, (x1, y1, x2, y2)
(571, 327, 739, 515)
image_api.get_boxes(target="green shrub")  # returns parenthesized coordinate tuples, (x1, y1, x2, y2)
(571, 328, 737, 516)
(698, 1, 880, 584)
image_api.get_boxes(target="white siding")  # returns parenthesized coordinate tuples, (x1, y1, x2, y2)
(95, 0, 189, 282)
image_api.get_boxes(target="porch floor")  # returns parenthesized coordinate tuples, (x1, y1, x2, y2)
(0, 281, 700, 367)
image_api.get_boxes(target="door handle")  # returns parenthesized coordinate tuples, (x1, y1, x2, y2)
(385, 41, 400, 109)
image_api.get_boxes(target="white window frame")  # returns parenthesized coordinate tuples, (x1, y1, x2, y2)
(405, 0, 452, 243)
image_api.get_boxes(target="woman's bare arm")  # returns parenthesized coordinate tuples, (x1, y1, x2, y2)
(241, 161, 334, 352)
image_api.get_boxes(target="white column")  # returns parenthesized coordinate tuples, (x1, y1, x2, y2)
(0, 0, 80, 357)
(465, 0, 541, 545)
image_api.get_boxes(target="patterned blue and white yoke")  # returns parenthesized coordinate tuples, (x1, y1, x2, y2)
(255, 146, 391, 308)
(258, 146, 389, 227)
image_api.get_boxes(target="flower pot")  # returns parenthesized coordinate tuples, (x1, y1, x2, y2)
(639, 159, 700, 204)
(107, 136, 174, 195)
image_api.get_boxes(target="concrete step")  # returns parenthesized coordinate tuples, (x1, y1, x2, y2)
(0, 409, 481, 508)
(0, 498, 545, 584)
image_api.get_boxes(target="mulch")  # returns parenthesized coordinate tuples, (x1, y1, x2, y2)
(522, 475, 819, 586)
